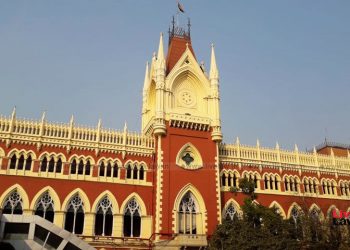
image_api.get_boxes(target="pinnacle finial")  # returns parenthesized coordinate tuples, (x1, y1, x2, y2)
(41, 111, 46, 122)
(256, 139, 260, 147)
(236, 137, 240, 145)
(70, 114, 74, 125)
(313, 146, 317, 154)
(124, 121, 128, 132)
(143, 61, 149, 91)
(97, 119, 102, 129)
(276, 142, 280, 150)
(210, 43, 219, 80)
(294, 144, 299, 152)
(11, 106, 16, 119)
(157, 32, 165, 62)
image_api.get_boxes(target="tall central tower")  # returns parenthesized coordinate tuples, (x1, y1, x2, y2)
(142, 18, 223, 247)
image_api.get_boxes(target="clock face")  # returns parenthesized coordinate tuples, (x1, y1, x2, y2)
(178, 89, 196, 107)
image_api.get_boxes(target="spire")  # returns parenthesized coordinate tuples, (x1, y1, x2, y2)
(41, 111, 46, 123)
(235, 137, 240, 145)
(11, 106, 16, 120)
(124, 121, 128, 132)
(97, 119, 102, 130)
(70, 114, 74, 126)
(276, 142, 280, 150)
(157, 32, 165, 62)
(210, 43, 219, 80)
(143, 61, 149, 91)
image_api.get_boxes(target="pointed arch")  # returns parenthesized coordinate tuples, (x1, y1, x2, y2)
(269, 201, 286, 219)
(309, 203, 325, 220)
(120, 192, 147, 216)
(30, 186, 61, 212)
(0, 184, 30, 210)
(287, 202, 303, 219)
(173, 184, 207, 234)
(92, 190, 119, 214)
(326, 205, 339, 220)
(222, 198, 242, 220)
(61, 188, 91, 213)
(176, 143, 203, 169)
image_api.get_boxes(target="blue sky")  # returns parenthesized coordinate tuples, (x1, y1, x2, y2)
(0, 1, 349, 150)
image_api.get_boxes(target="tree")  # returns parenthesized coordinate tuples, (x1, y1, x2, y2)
(209, 178, 350, 249)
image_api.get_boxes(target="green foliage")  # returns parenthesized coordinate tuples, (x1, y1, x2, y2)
(230, 178, 257, 200)
(209, 199, 350, 250)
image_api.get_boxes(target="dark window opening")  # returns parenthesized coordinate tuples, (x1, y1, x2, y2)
(48, 158, 55, 172)
(56, 158, 62, 173)
(41, 157, 48, 172)
(133, 166, 138, 180)
(99, 162, 105, 177)
(9, 155, 16, 169)
(139, 166, 144, 180)
(25, 155, 32, 171)
(85, 161, 91, 176)
(78, 160, 84, 175)
(126, 165, 132, 179)
(70, 160, 77, 174)
(106, 163, 112, 177)
(113, 164, 118, 178)
(17, 155, 24, 170)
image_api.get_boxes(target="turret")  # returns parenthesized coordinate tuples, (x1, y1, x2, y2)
(153, 33, 167, 136)
(209, 44, 222, 142)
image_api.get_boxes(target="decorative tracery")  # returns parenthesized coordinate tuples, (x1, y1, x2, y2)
(2, 191, 23, 215)
(178, 192, 197, 234)
(123, 198, 141, 237)
(35, 191, 54, 222)
(95, 196, 113, 236)
(224, 203, 237, 221)
(64, 195, 85, 234)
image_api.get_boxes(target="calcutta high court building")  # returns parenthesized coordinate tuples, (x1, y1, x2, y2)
(0, 16, 349, 250)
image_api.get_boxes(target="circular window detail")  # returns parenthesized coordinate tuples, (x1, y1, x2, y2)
(176, 143, 203, 170)
(178, 89, 196, 107)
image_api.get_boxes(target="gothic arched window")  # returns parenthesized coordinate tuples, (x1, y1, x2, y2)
(291, 206, 299, 224)
(227, 173, 232, 187)
(178, 192, 197, 234)
(64, 195, 84, 234)
(48, 157, 55, 172)
(123, 198, 141, 237)
(95, 196, 113, 236)
(113, 163, 118, 178)
(139, 166, 144, 180)
(106, 163, 112, 177)
(70, 159, 77, 174)
(85, 160, 91, 176)
(41, 157, 48, 172)
(56, 158, 62, 173)
(133, 165, 138, 180)
(17, 155, 25, 170)
(35, 192, 54, 222)
(126, 164, 132, 179)
(221, 173, 226, 187)
(285, 178, 289, 191)
(264, 176, 269, 189)
(9, 155, 17, 169)
(99, 162, 105, 177)
(78, 160, 84, 175)
(2, 191, 23, 215)
(224, 203, 237, 221)
(25, 155, 32, 171)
